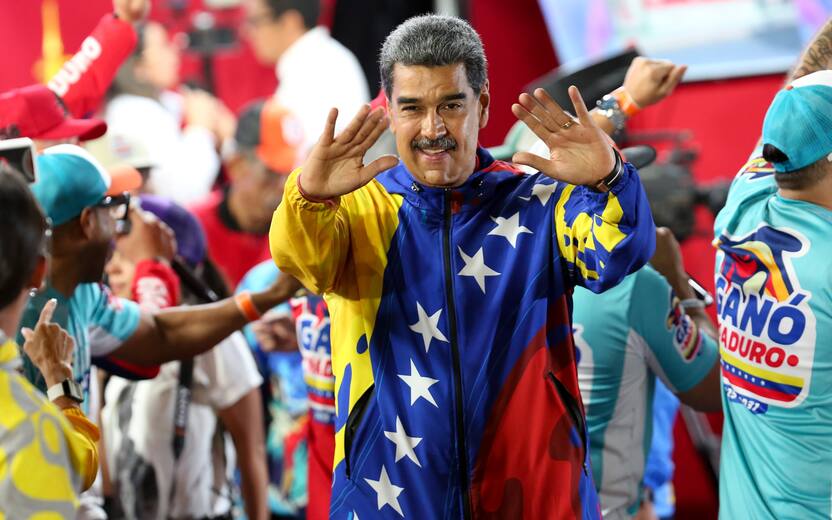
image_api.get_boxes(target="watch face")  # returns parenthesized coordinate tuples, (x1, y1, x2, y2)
(64, 379, 84, 402)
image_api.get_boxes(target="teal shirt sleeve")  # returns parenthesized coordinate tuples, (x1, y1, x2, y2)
(627, 266, 718, 393)
(85, 283, 141, 357)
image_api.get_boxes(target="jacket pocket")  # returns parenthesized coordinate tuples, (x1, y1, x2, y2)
(344, 384, 375, 480)
(547, 372, 589, 475)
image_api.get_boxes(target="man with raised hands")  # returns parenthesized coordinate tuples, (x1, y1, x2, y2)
(270, 14, 655, 519)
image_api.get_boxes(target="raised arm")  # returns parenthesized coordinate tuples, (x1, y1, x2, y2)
(270, 105, 397, 293)
(793, 17, 832, 80)
(512, 86, 656, 292)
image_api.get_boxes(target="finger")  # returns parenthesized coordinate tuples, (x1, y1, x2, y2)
(359, 155, 399, 184)
(37, 299, 57, 326)
(532, 88, 574, 128)
(21, 328, 33, 341)
(356, 113, 390, 153)
(335, 104, 372, 145)
(512, 151, 553, 174)
(568, 86, 593, 127)
(664, 65, 687, 93)
(64, 333, 76, 354)
(350, 107, 385, 148)
(512, 103, 551, 142)
(519, 92, 561, 132)
(318, 108, 339, 147)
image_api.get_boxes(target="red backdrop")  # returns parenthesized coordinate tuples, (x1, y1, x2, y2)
(0, 1, 787, 517)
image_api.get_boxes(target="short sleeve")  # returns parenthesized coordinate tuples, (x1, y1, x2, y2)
(85, 284, 141, 357)
(627, 266, 718, 393)
(200, 332, 264, 410)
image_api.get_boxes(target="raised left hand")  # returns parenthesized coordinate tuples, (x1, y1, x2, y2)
(22, 299, 76, 386)
(512, 86, 615, 186)
(623, 57, 687, 108)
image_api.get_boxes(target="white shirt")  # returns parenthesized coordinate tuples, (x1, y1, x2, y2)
(101, 332, 263, 519)
(275, 26, 370, 156)
(105, 93, 220, 205)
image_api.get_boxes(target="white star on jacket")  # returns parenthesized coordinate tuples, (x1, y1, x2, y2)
(364, 465, 405, 517)
(398, 359, 439, 407)
(384, 416, 423, 467)
(458, 246, 500, 293)
(408, 302, 448, 353)
(488, 212, 533, 248)
(531, 182, 557, 206)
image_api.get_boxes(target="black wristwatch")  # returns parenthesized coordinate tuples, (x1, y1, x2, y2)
(593, 148, 625, 193)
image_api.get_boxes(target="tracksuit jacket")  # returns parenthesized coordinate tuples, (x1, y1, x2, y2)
(270, 147, 656, 519)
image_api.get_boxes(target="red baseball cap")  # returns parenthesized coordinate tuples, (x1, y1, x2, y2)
(0, 84, 106, 141)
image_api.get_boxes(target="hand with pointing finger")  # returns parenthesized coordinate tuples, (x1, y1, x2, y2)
(298, 105, 399, 201)
(512, 86, 616, 186)
(22, 299, 76, 388)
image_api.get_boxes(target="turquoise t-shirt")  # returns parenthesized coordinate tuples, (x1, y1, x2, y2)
(572, 265, 718, 519)
(18, 282, 141, 412)
(713, 152, 832, 519)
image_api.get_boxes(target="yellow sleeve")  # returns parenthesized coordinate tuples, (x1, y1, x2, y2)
(60, 407, 100, 491)
(270, 168, 351, 294)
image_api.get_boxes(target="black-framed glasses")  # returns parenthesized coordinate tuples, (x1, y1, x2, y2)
(95, 193, 131, 235)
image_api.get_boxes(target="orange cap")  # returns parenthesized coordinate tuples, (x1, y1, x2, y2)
(107, 164, 143, 195)
(256, 100, 303, 174)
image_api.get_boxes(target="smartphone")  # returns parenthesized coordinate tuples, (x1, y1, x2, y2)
(687, 275, 714, 306)
(0, 137, 38, 183)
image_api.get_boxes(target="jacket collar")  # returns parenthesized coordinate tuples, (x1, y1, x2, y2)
(378, 147, 521, 214)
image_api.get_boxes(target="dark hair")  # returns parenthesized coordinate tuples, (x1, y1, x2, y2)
(0, 165, 48, 308)
(379, 14, 488, 98)
(264, 0, 320, 29)
(764, 143, 832, 190)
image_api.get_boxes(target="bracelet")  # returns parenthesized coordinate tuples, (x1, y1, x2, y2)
(297, 174, 338, 207)
(593, 148, 624, 193)
(234, 291, 263, 322)
(680, 298, 707, 310)
(612, 87, 642, 117)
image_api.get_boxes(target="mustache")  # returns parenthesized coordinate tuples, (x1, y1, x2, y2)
(411, 135, 457, 152)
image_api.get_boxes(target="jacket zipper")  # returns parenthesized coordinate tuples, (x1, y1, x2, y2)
(444, 191, 473, 519)
(547, 371, 589, 475)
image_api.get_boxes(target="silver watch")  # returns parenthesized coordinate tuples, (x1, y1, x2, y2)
(596, 94, 628, 132)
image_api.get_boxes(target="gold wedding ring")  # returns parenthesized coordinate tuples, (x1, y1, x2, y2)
(561, 120, 574, 129)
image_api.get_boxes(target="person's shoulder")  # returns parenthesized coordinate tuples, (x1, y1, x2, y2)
(2, 370, 68, 430)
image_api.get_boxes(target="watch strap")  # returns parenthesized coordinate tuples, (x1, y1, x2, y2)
(593, 148, 625, 193)
(46, 379, 83, 403)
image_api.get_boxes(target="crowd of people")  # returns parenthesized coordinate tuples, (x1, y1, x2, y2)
(0, 0, 830, 519)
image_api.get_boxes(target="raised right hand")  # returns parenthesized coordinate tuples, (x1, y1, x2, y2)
(22, 299, 76, 387)
(118, 208, 177, 264)
(298, 105, 398, 200)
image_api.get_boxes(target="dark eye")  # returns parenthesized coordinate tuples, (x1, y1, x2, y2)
(444, 102, 462, 110)
(401, 105, 418, 112)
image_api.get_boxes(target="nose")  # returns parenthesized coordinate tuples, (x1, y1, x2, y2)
(420, 109, 447, 140)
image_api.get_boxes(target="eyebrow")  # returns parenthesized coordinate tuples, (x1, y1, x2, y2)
(396, 92, 467, 105)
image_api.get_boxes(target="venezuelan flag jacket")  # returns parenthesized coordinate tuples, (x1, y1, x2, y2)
(270, 147, 656, 519)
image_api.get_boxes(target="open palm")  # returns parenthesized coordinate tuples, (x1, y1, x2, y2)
(512, 86, 615, 186)
(299, 105, 398, 201)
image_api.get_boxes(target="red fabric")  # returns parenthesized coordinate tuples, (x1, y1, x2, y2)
(47, 13, 137, 118)
(188, 190, 272, 289)
(306, 416, 335, 520)
(130, 258, 181, 310)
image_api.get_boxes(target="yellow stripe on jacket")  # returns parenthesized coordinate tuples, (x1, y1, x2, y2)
(270, 169, 403, 470)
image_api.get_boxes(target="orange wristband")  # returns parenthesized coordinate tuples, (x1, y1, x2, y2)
(613, 87, 642, 118)
(235, 291, 262, 322)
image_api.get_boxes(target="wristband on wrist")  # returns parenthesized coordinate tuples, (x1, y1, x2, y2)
(593, 148, 625, 193)
(296, 174, 338, 207)
(612, 87, 642, 117)
(235, 290, 263, 323)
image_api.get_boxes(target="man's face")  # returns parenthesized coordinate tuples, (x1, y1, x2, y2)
(388, 63, 489, 188)
(232, 154, 287, 233)
(83, 207, 118, 283)
(243, 0, 292, 65)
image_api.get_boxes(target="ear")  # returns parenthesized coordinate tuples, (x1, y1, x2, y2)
(28, 256, 47, 292)
(78, 207, 99, 240)
(478, 80, 491, 129)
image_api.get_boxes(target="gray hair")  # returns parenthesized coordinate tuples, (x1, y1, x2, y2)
(379, 15, 488, 98)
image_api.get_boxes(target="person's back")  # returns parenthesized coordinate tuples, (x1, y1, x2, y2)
(713, 69, 832, 519)
(572, 262, 718, 519)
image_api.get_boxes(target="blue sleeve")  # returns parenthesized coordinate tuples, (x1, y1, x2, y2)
(643, 378, 680, 490)
(553, 162, 656, 293)
(627, 266, 718, 393)
(86, 284, 141, 358)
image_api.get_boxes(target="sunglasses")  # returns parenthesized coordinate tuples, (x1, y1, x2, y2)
(95, 193, 131, 235)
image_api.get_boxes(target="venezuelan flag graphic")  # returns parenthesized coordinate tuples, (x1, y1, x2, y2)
(720, 349, 803, 403)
